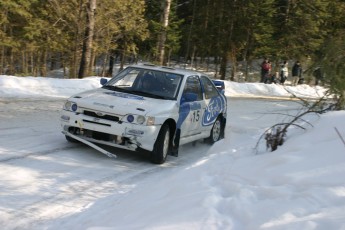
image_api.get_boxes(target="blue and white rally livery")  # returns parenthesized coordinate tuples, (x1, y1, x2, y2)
(60, 64, 227, 164)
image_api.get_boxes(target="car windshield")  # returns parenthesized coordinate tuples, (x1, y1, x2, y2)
(103, 67, 183, 100)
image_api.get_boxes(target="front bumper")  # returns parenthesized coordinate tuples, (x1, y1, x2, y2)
(60, 110, 161, 152)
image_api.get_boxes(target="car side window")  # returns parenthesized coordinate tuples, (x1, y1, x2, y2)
(182, 76, 203, 102)
(200, 76, 219, 99)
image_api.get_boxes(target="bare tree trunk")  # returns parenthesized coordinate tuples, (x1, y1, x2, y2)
(190, 45, 196, 68)
(78, 0, 96, 78)
(219, 52, 228, 80)
(40, 50, 47, 77)
(219, 19, 234, 80)
(30, 52, 34, 75)
(120, 50, 125, 71)
(185, 0, 196, 65)
(90, 48, 96, 75)
(100, 53, 108, 77)
(107, 51, 115, 77)
(157, 0, 171, 65)
(34, 51, 40, 77)
(0, 46, 4, 74)
(230, 49, 236, 81)
(167, 48, 171, 66)
(214, 56, 219, 78)
(71, 0, 84, 78)
(9, 48, 15, 75)
(21, 51, 25, 74)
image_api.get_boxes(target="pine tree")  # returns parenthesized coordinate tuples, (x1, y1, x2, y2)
(0, 0, 33, 75)
(311, 1, 345, 109)
(96, 0, 148, 73)
(271, 0, 329, 60)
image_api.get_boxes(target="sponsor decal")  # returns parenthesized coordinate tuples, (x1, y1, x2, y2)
(104, 92, 144, 100)
(126, 129, 144, 136)
(202, 97, 224, 126)
(93, 102, 114, 109)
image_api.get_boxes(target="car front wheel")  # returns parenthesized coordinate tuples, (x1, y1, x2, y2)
(150, 124, 170, 164)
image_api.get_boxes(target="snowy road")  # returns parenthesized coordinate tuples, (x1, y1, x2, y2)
(0, 97, 303, 229)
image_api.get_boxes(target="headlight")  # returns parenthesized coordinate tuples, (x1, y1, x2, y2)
(137, 115, 146, 124)
(63, 101, 78, 112)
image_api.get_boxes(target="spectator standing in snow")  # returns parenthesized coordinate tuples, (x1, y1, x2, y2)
(279, 61, 288, 85)
(260, 58, 271, 83)
(291, 61, 302, 86)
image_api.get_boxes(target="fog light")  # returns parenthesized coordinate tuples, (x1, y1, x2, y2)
(61, 115, 70, 121)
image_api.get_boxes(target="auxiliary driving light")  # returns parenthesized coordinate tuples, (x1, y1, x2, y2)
(127, 114, 134, 123)
(71, 103, 78, 112)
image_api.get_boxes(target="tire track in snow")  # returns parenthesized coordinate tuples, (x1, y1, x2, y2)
(2, 158, 172, 229)
(0, 145, 80, 163)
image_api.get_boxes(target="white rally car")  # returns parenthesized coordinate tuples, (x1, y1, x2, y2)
(60, 64, 227, 164)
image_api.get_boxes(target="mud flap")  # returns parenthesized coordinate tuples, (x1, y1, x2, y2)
(221, 117, 226, 139)
(170, 129, 180, 157)
(63, 131, 117, 158)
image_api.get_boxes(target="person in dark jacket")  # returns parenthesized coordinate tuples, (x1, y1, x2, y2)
(260, 58, 271, 83)
(291, 61, 303, 86)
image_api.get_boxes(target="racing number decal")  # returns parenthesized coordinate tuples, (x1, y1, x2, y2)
(177, 101, 202, 132)
(191, 110, 201, 122)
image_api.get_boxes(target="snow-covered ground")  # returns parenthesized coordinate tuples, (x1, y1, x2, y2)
(0, 75, 345, 230)
(0, 75, 328, 99)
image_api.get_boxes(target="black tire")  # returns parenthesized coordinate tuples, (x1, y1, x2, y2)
(150, 124, 170, 164)
(65, 135, 79, 143)
(206, 117, 222, 144)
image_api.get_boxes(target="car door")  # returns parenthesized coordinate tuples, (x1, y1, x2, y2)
(177, 75, 205, 138)
(200, 76, 226, 132)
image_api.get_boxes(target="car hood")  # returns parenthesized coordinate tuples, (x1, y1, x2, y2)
(69, 88, 177, 115)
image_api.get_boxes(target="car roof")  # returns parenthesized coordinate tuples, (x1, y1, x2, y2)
(129, 63, 207, 77)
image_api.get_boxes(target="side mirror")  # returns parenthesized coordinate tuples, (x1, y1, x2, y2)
(100, 78, 108, 85)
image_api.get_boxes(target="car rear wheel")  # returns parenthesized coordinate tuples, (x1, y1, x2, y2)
(150, 124, 170, 164)
(206, 117, 222, 144)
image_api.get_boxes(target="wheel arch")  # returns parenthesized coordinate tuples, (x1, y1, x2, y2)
(163, 118, 180, 157)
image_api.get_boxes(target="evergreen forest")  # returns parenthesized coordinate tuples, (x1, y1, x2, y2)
(1, 0, 345, 95)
